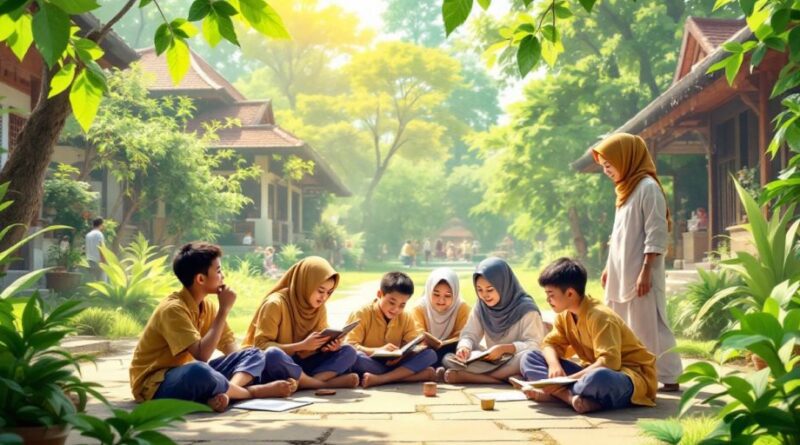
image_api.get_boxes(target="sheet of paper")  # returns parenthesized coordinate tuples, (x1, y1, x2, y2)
(233, 398, 312, 412)
(528, 377, 579, 388)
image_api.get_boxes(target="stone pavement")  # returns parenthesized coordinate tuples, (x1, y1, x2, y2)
(67, 340, 711, 445)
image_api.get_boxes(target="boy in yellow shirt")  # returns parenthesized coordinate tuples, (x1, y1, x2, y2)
(129, 242, 298, 412)
(519, 258, 657, 413)
(345, 271, 437, 388)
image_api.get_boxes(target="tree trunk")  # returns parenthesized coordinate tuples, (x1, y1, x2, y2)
(567, 206, 588, 262)
(0, 67, 70, 253)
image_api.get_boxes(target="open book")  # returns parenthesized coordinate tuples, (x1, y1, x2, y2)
(371, 334, 426, 359)
(451, 349, 513, 366)
(318, 320, 360, 349)
(422, 331, 460, 350)
(509, 376, 578, 389)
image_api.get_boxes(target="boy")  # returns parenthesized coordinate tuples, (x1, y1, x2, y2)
(129, 242, 298, 412)
(518, 258, 657, 413)
(85, 218, 106, 282)
(345, 271, 437, 388)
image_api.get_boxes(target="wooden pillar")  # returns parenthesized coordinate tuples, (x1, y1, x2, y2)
(706, 120, 715, 250)
(758, 73, 771, 187)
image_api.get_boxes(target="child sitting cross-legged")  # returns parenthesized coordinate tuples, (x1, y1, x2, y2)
(519, 258, 657, 414)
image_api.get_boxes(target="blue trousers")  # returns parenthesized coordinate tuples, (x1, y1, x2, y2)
(260, 345, 358, 380)
(153, 347, 265, 402)
(520, 350, 634, 410)
(433, 342, 458, 367)
(353, 348, 437, 375)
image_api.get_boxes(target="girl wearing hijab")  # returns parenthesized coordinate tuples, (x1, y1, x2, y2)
(442, 257, 546, 384)
(242, 256, 360, 389)
(412, 268, 471, 367)
(593, 133, 683, 392)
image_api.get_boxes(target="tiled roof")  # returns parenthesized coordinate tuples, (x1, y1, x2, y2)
(688, 17, 746, 52)
(212, 125, 303, 148)
(188, 101, 275, 131)
(136, 47, 245, 101)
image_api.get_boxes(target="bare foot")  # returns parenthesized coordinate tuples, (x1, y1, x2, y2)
(287, 378, 299, 393)
(248, 380, 295, 398)
(571, 395, 602, 414)
(659, 383, 680, 392)
(523, 388, 556, 403)
(435, 367, 446, 382)
(327, 372, 359, 388)
(362, 372, 381, 388)
(207, 393, 230, 412)
(443, 369, 462, 384)
(415, 367, 437, 382)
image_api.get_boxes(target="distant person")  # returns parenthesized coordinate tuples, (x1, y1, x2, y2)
(435, 239, 444, 259)
(471, 240, 480, 261)
(423, 238, 432, 264)
(85, 218, 106, 282)
(593, 133, 682, 392)
(400, 240, 414, 268)
(519, 258, 657, 414)
(242, 232, 254, 246)
(261, 246, 277, 278)
(461, 239, 471, 262)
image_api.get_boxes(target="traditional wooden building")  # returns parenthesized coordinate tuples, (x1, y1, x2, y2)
(571, 17, 788, 263)
(137, 48, 350, 248)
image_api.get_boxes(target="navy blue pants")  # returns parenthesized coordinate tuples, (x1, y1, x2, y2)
(520, 350, 634, 410)
(433, 342, 458, 367)
(353, 348, 437, 375)
(153, 347, 266, 402)
(260, 345, 358, 381)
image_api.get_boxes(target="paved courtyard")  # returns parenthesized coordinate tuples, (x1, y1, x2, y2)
(66, 338, 709, 445)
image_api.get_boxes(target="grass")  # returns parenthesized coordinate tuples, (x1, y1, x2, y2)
(674, 338, 717, 360)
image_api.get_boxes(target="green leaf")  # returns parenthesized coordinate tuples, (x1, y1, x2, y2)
(763, 36, 785, 52)
(48, 62, 76, 98)
(69, 69, 104, 132)
(56, 0, 101, 14)
(0, 0, 28, 15)
(0, 14, 16, 41)
(211, 1, 237, 16)
(713, 0, 735, 11)
(541, 24, 556, 42)
(171, 18, 198, 39)
(139, 0, 153, 6)
(7, 13, 33, 61)
(789, 27, 800, 56)
(154, 23, 172, 56)
(750, 43, 766, 68)
(516, 34, 540, 77)
(74, 38, 104, 61)
(239, 0, 290, 39)
(554, 4, 572, 19)
(477, 0, 490, 10)
(638, 419, 683, 445)
(725, 52, 744, 85)
(0, 267, 52, 299)
(129, 399, 211, 426)
(32, 2, 70, 67)
(770, 9, 790, 33)
(739, 0, 755, 15)
(188, 0, 211, 21)
(202, 12, 223, 47)
(166, 38, 190, 85)
(577, 0, 596, 13)
(723, 41, 744, 53)
(442, 0, 473, 37)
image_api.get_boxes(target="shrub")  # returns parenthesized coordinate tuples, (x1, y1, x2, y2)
(276, 244, 304, 269)
(71, 307, 117, 336)
(108, 312, 143, 339)
(675, 269, 739, 340)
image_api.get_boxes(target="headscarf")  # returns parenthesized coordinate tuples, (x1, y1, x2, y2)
(264, 256, 339, 342)
(592, 133, 672, 231)
(418, 267, 461, 339)
(473, 257, 539, 337)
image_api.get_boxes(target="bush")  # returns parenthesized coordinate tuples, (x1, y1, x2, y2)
(276, 244, 304, 269)
(674, 269, 739, 340)
(108, 312, 143, 338)
(71, 307, 117, 336)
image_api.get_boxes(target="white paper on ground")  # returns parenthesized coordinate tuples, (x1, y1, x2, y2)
(233, 398, 313, 412)
(474, 391, 529, 402)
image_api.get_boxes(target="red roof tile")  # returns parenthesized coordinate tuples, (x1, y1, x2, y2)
(188, 101, 275, 132)
(688, 17, 746, 52)
(136, 47, 245, 101)
(212, 125, 303, 148)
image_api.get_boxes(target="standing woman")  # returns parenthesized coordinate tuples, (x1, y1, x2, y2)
(412, 268, 471, 367)
(593, 133, 683, 391)
(242, 256, 359, 389)
(442, 257, 545, 384)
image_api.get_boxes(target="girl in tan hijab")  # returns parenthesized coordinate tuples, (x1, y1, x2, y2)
(593, 133, 683, 392)
(242, 256, 359, 389)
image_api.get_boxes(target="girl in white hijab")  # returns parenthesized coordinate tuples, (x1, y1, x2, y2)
(412, 268, 471, 369)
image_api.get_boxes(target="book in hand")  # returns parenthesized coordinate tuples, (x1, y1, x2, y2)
(452, 349, 512, 366)
(371, 334, 426, 359)
(318, 320, 360, 349)
(422, 331, 459, 350)
(509, 376, 578, 389)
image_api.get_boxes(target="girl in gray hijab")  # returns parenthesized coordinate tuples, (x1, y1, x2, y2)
(442, 257, 546, 384)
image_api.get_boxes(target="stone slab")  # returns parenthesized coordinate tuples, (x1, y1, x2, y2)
(325, 419, 532, 443)
(498, 419, 594, 430)
(542, 427, 645, 445)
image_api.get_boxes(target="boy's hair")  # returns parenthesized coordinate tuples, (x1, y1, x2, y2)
(538, 257, 587, 297)
(380, 271, 414, 296)
(92, 217, 104, 228)
(173, 242, 223, 288)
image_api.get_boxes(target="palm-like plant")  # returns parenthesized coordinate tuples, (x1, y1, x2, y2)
(675, 268, 740, 340)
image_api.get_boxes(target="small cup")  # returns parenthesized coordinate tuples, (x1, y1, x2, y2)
(480, 398, 495, 411)
(423, 381, 437, 397)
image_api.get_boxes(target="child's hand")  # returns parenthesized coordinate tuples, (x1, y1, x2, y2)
(483, 345, 507, 361)
(302, 332, 328, 351)
(548, 365, 566, 378)
(217, 285, 237, 312)
(456, 347, 471, 362)
(379, 343, 399, 352)
(321, 337, 342, 352)
(601, 268, 608, 289)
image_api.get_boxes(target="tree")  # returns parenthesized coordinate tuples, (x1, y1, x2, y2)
(0, 0, 288, 255)
(384, 0, 445, 48)
(236, 0, 373, 109)
(62, 66, 259, 245)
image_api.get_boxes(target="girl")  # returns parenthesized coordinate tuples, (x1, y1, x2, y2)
(443, 257, 546, 384)
(593, 133, 683, 391)
(412, 268, 471, 368)
(242, 256, 359, 389)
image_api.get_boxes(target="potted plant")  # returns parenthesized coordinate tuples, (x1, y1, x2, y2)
(44, 238, 84, 293)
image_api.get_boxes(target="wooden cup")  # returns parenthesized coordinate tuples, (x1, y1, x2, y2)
(480, 398, 495, 411)
(423, 381, 437, 397)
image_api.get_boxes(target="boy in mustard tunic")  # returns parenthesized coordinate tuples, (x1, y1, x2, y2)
(519, 258, 657, 413)
(129, 242, 298, 412)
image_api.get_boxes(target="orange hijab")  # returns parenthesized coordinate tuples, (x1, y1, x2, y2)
(264, 256, 339, 342)
(592, 133, 672, 232)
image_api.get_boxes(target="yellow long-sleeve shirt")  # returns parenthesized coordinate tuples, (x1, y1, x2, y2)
(345, 300, 419, 350)
(544, 296, 657, 407)
(241, 293, 327, 349)
(410, 301, 471, 342)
